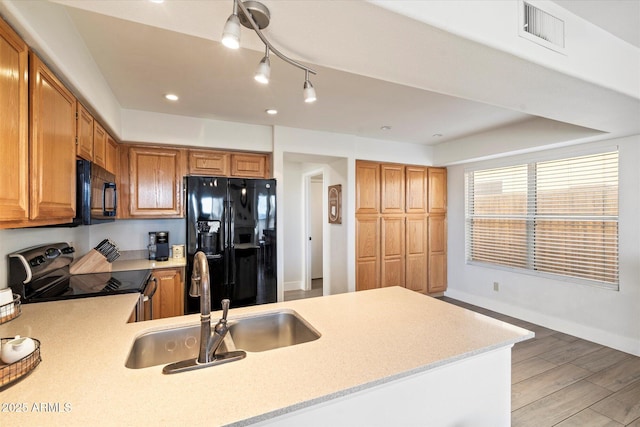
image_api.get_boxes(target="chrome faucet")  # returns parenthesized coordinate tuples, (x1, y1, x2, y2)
(163, 251, 246, 374)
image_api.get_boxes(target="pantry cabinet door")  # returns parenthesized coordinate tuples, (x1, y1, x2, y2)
(381, 216, 405, 288)
(356, 161, 379, 214)
(356, 216, 379, 291)
(381, 164, 405, 214)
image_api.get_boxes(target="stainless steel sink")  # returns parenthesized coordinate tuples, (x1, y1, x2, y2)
(125, 309, 320, 369)
(227, 310, 320, 352)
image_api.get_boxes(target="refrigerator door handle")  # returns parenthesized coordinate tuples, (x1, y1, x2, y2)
(228, 200, 236, 285)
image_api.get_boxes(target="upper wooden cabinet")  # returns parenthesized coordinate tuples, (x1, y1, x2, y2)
(230, 153, 268, 178)
(405, 166, 428, 214)
(188, 149, 229, 176)
(105, 134, 118, 175)
(428, 168, 447, 213)
(381, 164, 405, 214)
(29, 53, 76, 222)
(125, 145, 186, 218)
(76, 102, 94, 161)
(0, 18, 29, 223)
(356, 161, 380, 214)
(93, 121, 107, 169)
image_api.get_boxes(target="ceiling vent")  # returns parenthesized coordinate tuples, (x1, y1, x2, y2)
(519, 1, 565, 53)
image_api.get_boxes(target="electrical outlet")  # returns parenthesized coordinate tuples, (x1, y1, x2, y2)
(493, 282, 499, 292)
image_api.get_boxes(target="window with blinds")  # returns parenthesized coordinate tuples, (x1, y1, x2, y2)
(465, 150, 619, 289)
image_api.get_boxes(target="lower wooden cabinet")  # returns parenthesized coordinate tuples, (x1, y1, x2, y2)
(405, 216, 428, 293)
(146, 268, 185, 320)
(427, 215, 447, 293)
(356, 216, 380, 291)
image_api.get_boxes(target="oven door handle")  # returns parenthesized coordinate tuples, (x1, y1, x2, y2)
(143, 277, 158, 320)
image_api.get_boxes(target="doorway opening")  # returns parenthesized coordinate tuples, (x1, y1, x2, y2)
(284, 170, 324, 301)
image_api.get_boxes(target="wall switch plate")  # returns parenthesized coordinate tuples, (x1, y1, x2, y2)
(493, 282, 499, 292)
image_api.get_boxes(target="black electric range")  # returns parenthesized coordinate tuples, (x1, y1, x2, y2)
(9, 243, 151, 304)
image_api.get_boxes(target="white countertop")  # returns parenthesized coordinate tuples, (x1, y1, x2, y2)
(0, 287, 533, 426)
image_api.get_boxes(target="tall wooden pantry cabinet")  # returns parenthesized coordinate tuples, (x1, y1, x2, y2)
(356, 160, 447, 294)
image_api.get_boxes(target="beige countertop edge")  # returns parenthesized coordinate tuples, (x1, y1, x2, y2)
(0, 287, 533, 426)
(111, 257, 186, 271)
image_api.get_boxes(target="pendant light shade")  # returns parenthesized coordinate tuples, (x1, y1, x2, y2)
(303, 80, 316, 103)
(254, 48, 271, 84)
(222, 13, 241, 49)
(303, 69, 316, 103)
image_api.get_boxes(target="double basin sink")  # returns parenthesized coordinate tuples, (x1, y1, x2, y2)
(126, 309, 320, 369)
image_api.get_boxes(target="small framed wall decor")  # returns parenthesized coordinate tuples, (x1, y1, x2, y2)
(328, 184, 342, 224)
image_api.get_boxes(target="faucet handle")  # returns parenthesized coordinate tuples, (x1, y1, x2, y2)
(221, 299, 230, 321)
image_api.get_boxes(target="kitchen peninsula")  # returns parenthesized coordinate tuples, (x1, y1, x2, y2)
(0, 287, 532, 426)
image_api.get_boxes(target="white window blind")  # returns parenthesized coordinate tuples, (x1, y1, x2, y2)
(465, 151, 619, 289)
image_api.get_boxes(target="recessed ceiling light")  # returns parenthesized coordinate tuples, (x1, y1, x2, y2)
(380, 126, 392, 131)
(265, 109, 278, 115)
(164, 93, 179, 101)
(149, 0, 164, 4)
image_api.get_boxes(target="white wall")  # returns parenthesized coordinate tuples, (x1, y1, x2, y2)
(120, 109, 272, 152)
(445, 135, 640, 356)
(310, 179, 323, 280)
(282, 161, 304, 290)
(0, 0, 122, 136)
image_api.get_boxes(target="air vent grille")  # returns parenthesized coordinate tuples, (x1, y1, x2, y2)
(522, 2, 565, 49)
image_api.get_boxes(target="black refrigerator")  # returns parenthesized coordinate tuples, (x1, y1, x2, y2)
(185, 176, 277, 313)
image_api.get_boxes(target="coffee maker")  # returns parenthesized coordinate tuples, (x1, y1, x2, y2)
(148, 231, 169, 261)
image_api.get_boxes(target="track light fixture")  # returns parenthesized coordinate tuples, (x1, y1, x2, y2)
(222, 0, 317, 103)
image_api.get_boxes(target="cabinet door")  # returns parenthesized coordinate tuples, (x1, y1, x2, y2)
(76, 103, 94, 161)
(381, 164, 405, 214)
(356, 215, 379, 291)
(128, 146, 184, 217)
(356, 161, 379, 214)
(405, 215, 427, 293)
(428, 168, 447, 213)
(230, 153, 268, 178)
(150, 268, 185, 319)
(0, 18, 29, 222)
(105, 134, 118, 175)
(29, 53, 76, 221)
(428, 214, 447, 293)
(93, 122, 107, 168)
(405, 166, 427, 214)
(381, 216, 405, 288)
(189, 149, 229, 176)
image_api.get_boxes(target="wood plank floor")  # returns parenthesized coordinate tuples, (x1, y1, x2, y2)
(283, 278, 323, 301)
(441, 297, 640, 426)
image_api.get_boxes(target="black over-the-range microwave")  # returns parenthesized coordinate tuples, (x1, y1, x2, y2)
(73, 159, 117, 226)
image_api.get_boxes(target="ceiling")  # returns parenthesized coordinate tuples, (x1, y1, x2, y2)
(44, 0, 639, 147)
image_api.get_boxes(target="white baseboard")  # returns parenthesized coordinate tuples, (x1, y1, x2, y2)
(284, 281, 304, 291)
(445, 288, 640, 357)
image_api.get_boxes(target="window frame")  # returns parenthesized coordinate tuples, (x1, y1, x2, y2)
(464, 148, 619, 290)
